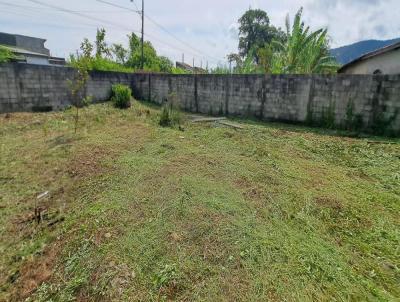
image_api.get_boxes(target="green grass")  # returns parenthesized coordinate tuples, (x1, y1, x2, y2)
(0, 102, 399, 301)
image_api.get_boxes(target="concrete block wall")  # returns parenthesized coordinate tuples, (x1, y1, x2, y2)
(0, 63, 136, 113)
(0, 63, 76, 112)
(1, 63, 399, 134)
(133, 73, 400, 134)
(87, 70, 135, 103)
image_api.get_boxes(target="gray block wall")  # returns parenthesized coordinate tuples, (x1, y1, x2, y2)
(1, 63, 399, 135)
(0, 63, 136, 113)
(132, 73, 400, 134)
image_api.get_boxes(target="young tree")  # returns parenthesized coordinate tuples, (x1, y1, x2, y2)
(128, 33, 141, 54)
(67, 57, 91, 133)
(238, 9, 286, 61)
(95, 28, 110, 58)
(111, 43, 128, 64)
(80, 38, 94, 58)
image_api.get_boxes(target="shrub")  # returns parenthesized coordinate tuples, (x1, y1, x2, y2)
(111, 84, 132, 109)
(0, 46, 14, 63)
(159, 93, 183, 128)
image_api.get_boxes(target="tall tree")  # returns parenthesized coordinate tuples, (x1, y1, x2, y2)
(238, 9, 286, 61)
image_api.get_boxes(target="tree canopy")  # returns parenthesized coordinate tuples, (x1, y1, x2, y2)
(223, 7, 338, 75)
(69, 28, 179, 73)
(258, 8, 338, 74)
(238, 9, 286, 61)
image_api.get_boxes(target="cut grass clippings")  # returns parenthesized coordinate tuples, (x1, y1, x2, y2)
(0, 102, 399, 301)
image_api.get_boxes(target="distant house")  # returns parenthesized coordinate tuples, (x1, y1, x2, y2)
(338, 41, 400, 75)
(0, 32, 65, 66)
(176, 61, 207, 74)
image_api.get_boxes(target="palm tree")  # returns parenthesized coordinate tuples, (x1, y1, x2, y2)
(259, 8, 338, 74)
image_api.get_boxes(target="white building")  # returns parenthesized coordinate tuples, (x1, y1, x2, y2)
(0, 32, 65, 66)
(338, 41, 400, 75)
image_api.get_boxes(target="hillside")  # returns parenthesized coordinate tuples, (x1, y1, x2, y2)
(331, 38, 400, 65)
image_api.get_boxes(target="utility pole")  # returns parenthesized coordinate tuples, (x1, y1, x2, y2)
(141, 0, 144, 70)
(130, 0, 144, 69)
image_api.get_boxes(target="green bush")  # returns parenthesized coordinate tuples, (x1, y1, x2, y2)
(111, 84, 132, 109)
(0, 46, 14, 63)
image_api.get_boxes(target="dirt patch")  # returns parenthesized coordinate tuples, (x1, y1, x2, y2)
(314, 196, 343, 212)
(3, 145, 116, 300)
(234, 177, 268, 204)
(346, 170, 376, 182)
(67, 146, 114, 178)
(9, 244, 59, 301)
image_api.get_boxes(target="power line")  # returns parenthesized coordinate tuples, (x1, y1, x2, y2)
(131, 0, 140, 12)
(1, 7, 35, 18)
(23, 0, 220, 63)
(94, 0, 222, 63)
(143, 14, 221, 62)
(25, 0, 142, 33)
(94, 0, 220, 62)
(96, 0, 139, 13)
(0, 1, 128, 13)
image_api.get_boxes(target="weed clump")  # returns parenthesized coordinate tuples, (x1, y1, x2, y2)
(159, 93, 183, 128)
(111, 84, 132, 109)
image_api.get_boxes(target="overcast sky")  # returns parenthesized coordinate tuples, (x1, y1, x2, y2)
(1, 0, 399, 66)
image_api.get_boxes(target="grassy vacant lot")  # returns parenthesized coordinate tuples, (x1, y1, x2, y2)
(0, 102, 399, 301)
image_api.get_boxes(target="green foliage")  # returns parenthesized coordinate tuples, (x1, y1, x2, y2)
(67, 56, 91, 133)
(211, 65, 231, 74)
(67, 57, 90, 105)
(159, 93, 183, 127)
(69, 33, 134, 73)
(307, 101, 336, 129)
(2, 103, 400, 301)
(111, 84, 132, 109)
(111, 43, 128, 64)
(345, 100, 364, 131)
(371, 109, 399, 136)
(95, 28, 110, 58)
(232, 8, 339, 74)
(80, 38, 93, 58)
(320, 101, 336, 129)
(158, 56, 174, 73)
(153, 264, 178, 290)
(0, 45, 14, 63)
(171, 67, 191, 74)
(126, 33, 174, 72)
(69, 29, 174, 73)
(258, 8, 339, 74)
(238, 9, 286, 61)
(87, 57, 133, 73)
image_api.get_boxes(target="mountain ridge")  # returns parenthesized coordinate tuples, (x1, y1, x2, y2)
(330, 38, 400, 65)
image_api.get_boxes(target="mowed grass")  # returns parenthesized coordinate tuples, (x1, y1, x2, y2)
(0, 102, 399, 301)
